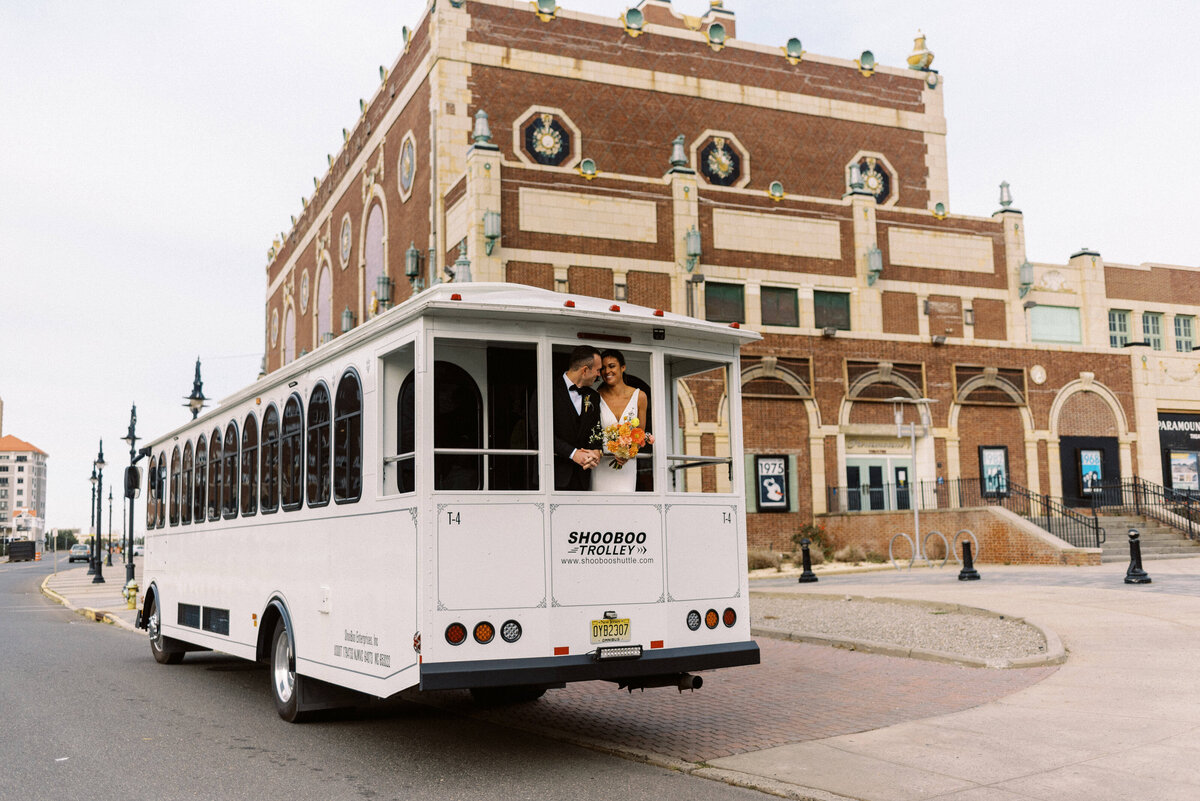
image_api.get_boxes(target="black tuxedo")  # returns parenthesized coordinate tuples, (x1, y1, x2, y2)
(553, 376, 602, 490)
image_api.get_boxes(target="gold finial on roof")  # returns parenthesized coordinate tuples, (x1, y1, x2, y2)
(907, 30, 934, 70)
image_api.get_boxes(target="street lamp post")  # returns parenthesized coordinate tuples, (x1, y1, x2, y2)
(183, 358, 208, 419)
(106, 488, 113, 566)
(121, 403, 148, 584)
(87, 466, 97, 575)
(890, 397, 937, 561)
(92, 440, 106, 584)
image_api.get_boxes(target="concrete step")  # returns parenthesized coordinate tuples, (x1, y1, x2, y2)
(1102, 552, 1200, 563)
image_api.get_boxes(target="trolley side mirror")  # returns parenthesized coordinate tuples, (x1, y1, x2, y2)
(125, 466, 141, 499)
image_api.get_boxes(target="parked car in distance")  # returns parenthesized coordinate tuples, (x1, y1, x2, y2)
(133, 545, 144, 557)
(68, 544, 90, 563)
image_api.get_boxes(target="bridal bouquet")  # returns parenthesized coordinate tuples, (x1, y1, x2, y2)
(590, 417, 654, 470)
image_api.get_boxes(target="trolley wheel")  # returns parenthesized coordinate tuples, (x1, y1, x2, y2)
(469, 685, 546, 706)
(270, 618, 312, 723)
(146, 595, 184, 665)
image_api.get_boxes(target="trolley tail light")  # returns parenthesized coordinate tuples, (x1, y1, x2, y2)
(705, 609, 719, 629)
(723, 608, 736, 627)
(500, 619, 522, 643)
(686, 610, 702, 631)
(473, 621, 495, 644)
(445, 622, 467, 646)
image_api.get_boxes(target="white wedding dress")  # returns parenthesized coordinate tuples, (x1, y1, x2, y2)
(591, 388, 640, 493)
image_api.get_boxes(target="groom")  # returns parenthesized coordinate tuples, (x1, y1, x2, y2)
(554, 345, 603, 491)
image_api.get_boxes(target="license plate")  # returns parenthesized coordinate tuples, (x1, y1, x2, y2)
(590, 618, 631, 644)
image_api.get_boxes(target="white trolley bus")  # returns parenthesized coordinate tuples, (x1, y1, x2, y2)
(136, 284, 760, 720)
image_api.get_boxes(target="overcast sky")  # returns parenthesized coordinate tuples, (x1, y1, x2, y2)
(2, 0, 1196, 534)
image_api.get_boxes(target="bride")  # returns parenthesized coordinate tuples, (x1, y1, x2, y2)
(592, 349, 649, 493)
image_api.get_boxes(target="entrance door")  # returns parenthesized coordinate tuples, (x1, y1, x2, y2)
(894, 466, 910, 510)
(846, 466, 862, 511)
(867, 465, 885, 510)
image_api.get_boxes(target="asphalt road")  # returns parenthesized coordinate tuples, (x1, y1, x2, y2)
(0, 556, 764, 801)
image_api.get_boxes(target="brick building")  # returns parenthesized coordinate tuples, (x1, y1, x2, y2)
(261, 0, 1192, 550)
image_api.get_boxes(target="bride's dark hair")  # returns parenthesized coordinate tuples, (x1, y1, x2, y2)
(599, 349, 625, 367)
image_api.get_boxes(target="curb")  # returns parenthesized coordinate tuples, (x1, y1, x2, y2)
(39, 574, 138, 633)
(750, 592, 1068, 669)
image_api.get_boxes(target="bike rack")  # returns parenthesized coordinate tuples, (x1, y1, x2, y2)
(951, 528, 979, 565)
(922, 530, 950, 568)
(889, 532, 916, 571)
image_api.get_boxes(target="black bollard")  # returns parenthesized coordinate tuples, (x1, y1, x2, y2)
(957, 540, 981, 581)
(1124, 528, 1151, 584)
(797, 538, 818, 583)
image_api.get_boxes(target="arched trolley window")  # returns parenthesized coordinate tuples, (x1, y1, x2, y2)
(307, 383, 331, 507)
(281, 394, 304, 511)
(223, 421, 239, 518)
(181, 442, 193, 525)
(208, 428, 222, 521)
(241, 412, 258, 517)
(169, 447, 181, 527)
(193, 434, 207, 522)
(146, 454, 157, 529)
(260, 405, 280, 514)
(334, 370, 362, 503)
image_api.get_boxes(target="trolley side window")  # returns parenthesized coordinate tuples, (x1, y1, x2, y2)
(260, 406, 279, 514)
(181, 442, 193, 525)
(307, 383, 331, 508)
(156, 452, 166, 528)
(281, 394, 304, 511)
(240, 413, 258, 517)
(146, 454, 157, 529)
(208, 427, 222, 521)
(334, 369, 363, 504)
(193, 435, 207, 522)
(222, 421, 239, 519)
(169, 446, 181, 527)
(667, 356, 734, 494)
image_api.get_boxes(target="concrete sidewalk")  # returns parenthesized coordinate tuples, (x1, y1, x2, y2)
(41, 559, 141, 631)
(716, 561, 1200, 800)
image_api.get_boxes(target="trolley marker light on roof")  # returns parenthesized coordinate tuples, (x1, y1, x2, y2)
(450, 293, 462, 301)
(610, 304, 621, 312)
(594, 645, 643, 661)
(653, 309, 664, 316)
(729, 322, 740, 329)
(564, 300, 576, 308)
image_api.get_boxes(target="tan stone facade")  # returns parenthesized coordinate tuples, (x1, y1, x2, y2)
(260, 0, 1195, 552)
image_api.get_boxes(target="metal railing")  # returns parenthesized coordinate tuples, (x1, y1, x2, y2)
(825, 477, 1105, 549)
(1088, 477, 1200, 541)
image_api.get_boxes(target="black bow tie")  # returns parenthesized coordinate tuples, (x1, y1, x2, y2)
(569, 385, 582, 393)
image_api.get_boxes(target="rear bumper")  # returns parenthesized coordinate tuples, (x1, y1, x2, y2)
(419, 640, 759, 691)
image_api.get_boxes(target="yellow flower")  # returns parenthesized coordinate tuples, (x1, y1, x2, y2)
(629, 416, 640, 428)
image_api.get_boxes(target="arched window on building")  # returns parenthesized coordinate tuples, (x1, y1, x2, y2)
(284, 307, 296, 365)
(334, 370, 363, 503)
(363, 204, 385, 317)
(307, 383, 331, 507)
(317, 266, 333, 345)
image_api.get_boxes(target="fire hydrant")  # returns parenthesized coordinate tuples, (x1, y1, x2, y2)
(124, 579, 139, 610)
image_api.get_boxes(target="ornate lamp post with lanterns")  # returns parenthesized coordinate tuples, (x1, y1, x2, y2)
(121, 403, 149, 584)
(91, 441, 106, 584)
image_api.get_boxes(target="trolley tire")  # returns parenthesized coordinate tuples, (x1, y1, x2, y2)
(146, 595, 185, 665)
(469, 685, 546, 706)
(270, 618, 313, 723)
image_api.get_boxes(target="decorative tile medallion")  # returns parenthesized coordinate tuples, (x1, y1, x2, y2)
(270, 308, 279, 347)
(339, 213, 352, 268)
(398, 131, 417, 202)
(858, 156, 891, 204)
(300, 269, 310, 314)
(524, 113, 570, 166)
(700, 136, 741, 186)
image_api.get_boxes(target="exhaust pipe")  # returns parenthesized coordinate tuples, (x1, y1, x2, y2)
(616, 673, 703, 693)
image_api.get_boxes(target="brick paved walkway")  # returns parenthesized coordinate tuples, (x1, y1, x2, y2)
(422, 638, 1055, 764)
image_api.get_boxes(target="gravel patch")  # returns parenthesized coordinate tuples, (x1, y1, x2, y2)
(751, 594, 1048, 663)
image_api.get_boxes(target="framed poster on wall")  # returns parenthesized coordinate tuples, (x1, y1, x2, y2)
(978, 446, 1009, 498)
(1171, 451, 1200, 492)
(1079, 449, 1103, 494)
(755, 455, 789, 512)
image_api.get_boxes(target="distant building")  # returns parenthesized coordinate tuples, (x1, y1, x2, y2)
(0, 434, 48, 543)
(256, 0, 1200, 548)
